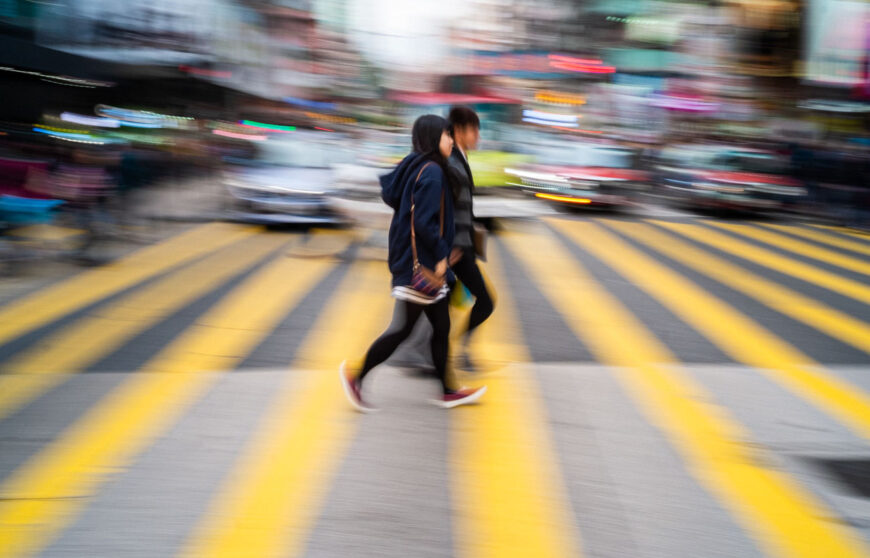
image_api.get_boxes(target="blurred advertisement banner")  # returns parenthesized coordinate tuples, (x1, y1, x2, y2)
(805, 0, 869, 86)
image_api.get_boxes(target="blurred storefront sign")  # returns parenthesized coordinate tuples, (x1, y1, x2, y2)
(34, 0, 275, 98)
(623, 14, 684, 45)
(459, 51, 612, 79)
(388, 91, 518, 106)
(601, 48, 693, 75)
(805, 0, 869, 86)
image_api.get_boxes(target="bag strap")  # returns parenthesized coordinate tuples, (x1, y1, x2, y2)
(410, 162, 444, 269)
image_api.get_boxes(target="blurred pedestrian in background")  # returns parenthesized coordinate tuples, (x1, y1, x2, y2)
(446, 106, 494, 372)
(340, 114, 487, 411)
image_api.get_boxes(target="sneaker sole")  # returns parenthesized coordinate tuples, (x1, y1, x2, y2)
(338, 361, 378, 414)
(431, 386, 487, 409)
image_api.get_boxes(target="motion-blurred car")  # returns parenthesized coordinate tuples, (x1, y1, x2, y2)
(505, 142, 649, 210)
(655, 144, 806, 211)
(329, 142, 543, 224)
(466, 150, 533, 188)
(221, 133, 354, 225)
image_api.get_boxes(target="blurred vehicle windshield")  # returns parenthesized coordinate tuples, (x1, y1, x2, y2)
(255, 136, 356, 168)
(661, 146, 787, 174)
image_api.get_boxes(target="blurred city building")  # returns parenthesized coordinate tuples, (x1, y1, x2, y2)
(0, 0, 868, 239)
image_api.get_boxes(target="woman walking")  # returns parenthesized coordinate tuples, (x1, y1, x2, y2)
(340, 115, 487, 412)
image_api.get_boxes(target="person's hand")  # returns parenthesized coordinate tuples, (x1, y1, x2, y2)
(449, 247, 464, 266)
(435, 258, 448, 279)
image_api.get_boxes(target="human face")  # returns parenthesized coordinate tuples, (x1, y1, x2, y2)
(439, 129, 454, 159)
(454, 125, 480, 152)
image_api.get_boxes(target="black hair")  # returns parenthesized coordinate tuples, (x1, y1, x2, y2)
(411, 114, 451, 168)
(448, 106, 480, 130)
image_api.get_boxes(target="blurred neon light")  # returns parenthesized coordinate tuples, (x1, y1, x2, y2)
(549, 55, 603, 65)
(535, 91, 586, 105)
(96, 105, 162, 121)
(34, 127, 109, 144)
(550, 62, 616, 74)
(283, 97, 337, 111)
(42, 78, 96, 88)
(649, 95, 718, 112)
(107, 132, 172, 146)
(304, 112, 356, 124)
(314, 127, 334, 132)
(33, 125, 88, 134)
(239, 120, 296, 132)
(548, 54, 615, 74)
(61, 112, 120, 128)
(48, 136, 108, 145)
(119, 120, 163, 129)
(212, 129, 267, 141)
(0, 66, 112, 87)
(557, 127, 603, 134)
(535, 193, 591, 204)
(94, 105, 192, 127)
(524, 117, 579, 128)
(522, 110, 579, 123)
(33, 127, 91, 139)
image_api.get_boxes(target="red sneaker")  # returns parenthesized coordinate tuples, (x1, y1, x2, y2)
(432, 386, 487, 409)
(339, 360, 378, 413)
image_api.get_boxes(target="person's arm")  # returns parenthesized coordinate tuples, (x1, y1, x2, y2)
(412, 165, 450, 265)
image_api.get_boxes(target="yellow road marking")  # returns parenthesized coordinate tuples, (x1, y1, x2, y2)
(710, 222, 870, 277)
(452, 240, 582, 558)
(0, 223, 255, 347)
(555, 220, 870, 440)
(505, 224, 870, 558)
(654, 221, 870, 306)
(179, 260, 393, 558)
(0, 234, 291, 422)
(760, 223, 870, 258)
(8, 225, 83, 241)
(607, 221, 870, 356)
(812, 224, 870, 240)
(0, 243, 333, 557)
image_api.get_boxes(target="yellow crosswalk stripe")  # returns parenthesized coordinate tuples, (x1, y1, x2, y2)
(0, 223, 255, 348)
(179, 260, 393, 558)
(452, 241, 582, 558)
(812, 224, 870, 240)
(0, 242, 333, 558)
(607, 221, 870, 356)
(761, 223, 870, 258)
(0, 234, 292, 422)
(554, 220, 870, 440)
(654, 221, 870, 306)
(505, 223, 870, 558)
(710, 222, 870, 277)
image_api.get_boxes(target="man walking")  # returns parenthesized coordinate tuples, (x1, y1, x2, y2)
(447, 107, 494, 370)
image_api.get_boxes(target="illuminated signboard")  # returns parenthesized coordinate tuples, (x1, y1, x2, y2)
(805, 0, 869, 86)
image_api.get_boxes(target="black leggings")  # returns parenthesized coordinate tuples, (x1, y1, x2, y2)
(359, 298, 452, 394)
(452, 251, 494, 340)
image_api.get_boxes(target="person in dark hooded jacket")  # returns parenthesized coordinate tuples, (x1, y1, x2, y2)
(339, 115, 487, 411)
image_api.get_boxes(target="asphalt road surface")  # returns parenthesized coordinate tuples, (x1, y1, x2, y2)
(1, 213, 870, 558)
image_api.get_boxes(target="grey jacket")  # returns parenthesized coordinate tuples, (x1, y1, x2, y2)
(446, 147, 475, 252)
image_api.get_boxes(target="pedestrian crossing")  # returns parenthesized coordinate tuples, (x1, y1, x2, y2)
(0, 217, 869, 557)
(451, 244, 581, 558)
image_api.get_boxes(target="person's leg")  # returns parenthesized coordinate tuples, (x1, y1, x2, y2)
(390, 312, 434, 372)
(358, 300, 423, 383)
(423, 298, 452, 394)
(453, 252, 494, 338)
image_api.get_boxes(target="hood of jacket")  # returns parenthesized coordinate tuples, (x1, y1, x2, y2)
(380, 152, 431, 209)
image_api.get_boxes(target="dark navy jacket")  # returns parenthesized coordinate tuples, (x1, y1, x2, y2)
(380, 153, 455, 288)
